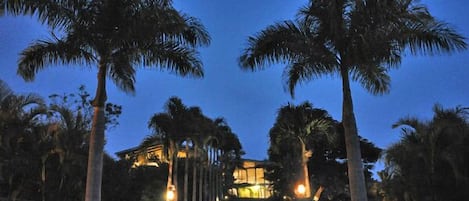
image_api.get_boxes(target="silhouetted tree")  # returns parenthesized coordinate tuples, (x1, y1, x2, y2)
(381, 105, 469, 201)
(239, 1, 466, 200)
(5, 1, 210, 200)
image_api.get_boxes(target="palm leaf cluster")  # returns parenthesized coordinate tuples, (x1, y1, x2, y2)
(144, 97, 242, 158)
(382, 105, 469, 201)
(142, 97, 242, 201)
(267, 102, 336, 199)
(6, 0, 210, 93)
(240, 0, 466, 96)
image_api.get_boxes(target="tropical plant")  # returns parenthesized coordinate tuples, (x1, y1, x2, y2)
(144, 97, 243, 201)
(381, 105, 469, 201)
(267, 102, 381, 201)
(147, 97, 205, 201)
(5, 0, 210, 200)
(239, 0, 466, 200)
(0, 80, 46, 200)
(267, 102, 336, 199)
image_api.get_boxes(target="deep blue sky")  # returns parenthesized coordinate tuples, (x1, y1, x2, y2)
(1, 0, 468, 174)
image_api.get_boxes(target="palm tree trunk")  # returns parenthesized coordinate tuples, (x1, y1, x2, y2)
(41, 156, 47, 201)
(184, 139, 189, 201)
(340, 66, 367, 201)
(299, 137, 311, 198)
(174, 145, 179, 201)
(313, 186, 324, 201)
(303, 161, 311, 198)
(167, 140, 175, 201)
(85, 63, 107, 201)
(192, 145, 198, 201)
(198, 157, 204, 201)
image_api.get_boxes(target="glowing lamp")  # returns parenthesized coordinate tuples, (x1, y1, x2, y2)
(296, 184, 306, 195)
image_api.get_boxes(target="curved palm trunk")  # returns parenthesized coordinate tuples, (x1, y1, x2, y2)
(85, 63, 107, 201)
(340, 66, 367, 201)
(302, 161, 311, 198)
(313, 186, 324, 201)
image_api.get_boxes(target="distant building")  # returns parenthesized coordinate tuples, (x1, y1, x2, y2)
(116, 142, 273, 201)
(228, 159, 273, 200)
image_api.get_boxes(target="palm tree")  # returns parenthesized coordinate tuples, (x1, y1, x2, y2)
(268, 102, 335, 199)
(147, 97, 209, 201)
(0, 80, 47, 200)
(44, 105, 89, 201)
(212, 118, 242, 200)
(239, 1, 466, 200)
(6, 1, 210, 201)
(383, 105, 469, 201)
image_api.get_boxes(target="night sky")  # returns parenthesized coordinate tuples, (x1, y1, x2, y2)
(1, 0, 468, 175)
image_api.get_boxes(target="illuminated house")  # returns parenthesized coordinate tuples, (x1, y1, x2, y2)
(228, 159, 273, 200)
(116, 142, 273, 201)
(116, 138, 228, 201)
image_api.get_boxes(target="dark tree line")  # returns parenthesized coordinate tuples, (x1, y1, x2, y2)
(379, 105, 469, 201)
(0, 81, 243, 201)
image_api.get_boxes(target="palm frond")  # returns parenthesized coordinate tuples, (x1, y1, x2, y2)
(350, 64, 391, 95)
(17, 37, 94, 81)
(132, 2, 210, 48)
(392, 116, 423, 131)
(283, 61, 335, 97)
(141, 41, 204, 78)
(401, 19, 467, 55)
(239, 21, 303, 69)
(49, 105, 75, 131)
(5, 0, 78, 29)
(109, 49, 137, 94)
(0, 79, 13, 102)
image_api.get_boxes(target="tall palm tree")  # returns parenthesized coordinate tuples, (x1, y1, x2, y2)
(6, 1, 210, 201)
(212, 118, 242, 200)
(147, 97, 209, 201)
(239, 1, 466, 200)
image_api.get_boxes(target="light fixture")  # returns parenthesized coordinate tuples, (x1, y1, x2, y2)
(167, 185, 176, 201)
(296, 184, 306, 196)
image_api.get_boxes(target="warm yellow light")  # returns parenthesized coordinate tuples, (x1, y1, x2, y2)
(166, 190, 175, 200)
(252, 184, 260, 191)
(296, 184, 306, 195)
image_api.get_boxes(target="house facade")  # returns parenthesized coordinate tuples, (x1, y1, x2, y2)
(116, 143, 273, 201)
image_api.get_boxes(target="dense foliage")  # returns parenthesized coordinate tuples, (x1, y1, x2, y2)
(380, 105, 469, 201)
(145, 97, 243, 201)
(0, 82, 126, 201)
(267, 102, 381, 201)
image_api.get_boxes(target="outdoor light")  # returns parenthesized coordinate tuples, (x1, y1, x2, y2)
(166, 190, 175, 201)
(166, 185, 176, 201)
(296, 184, 306, 196)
